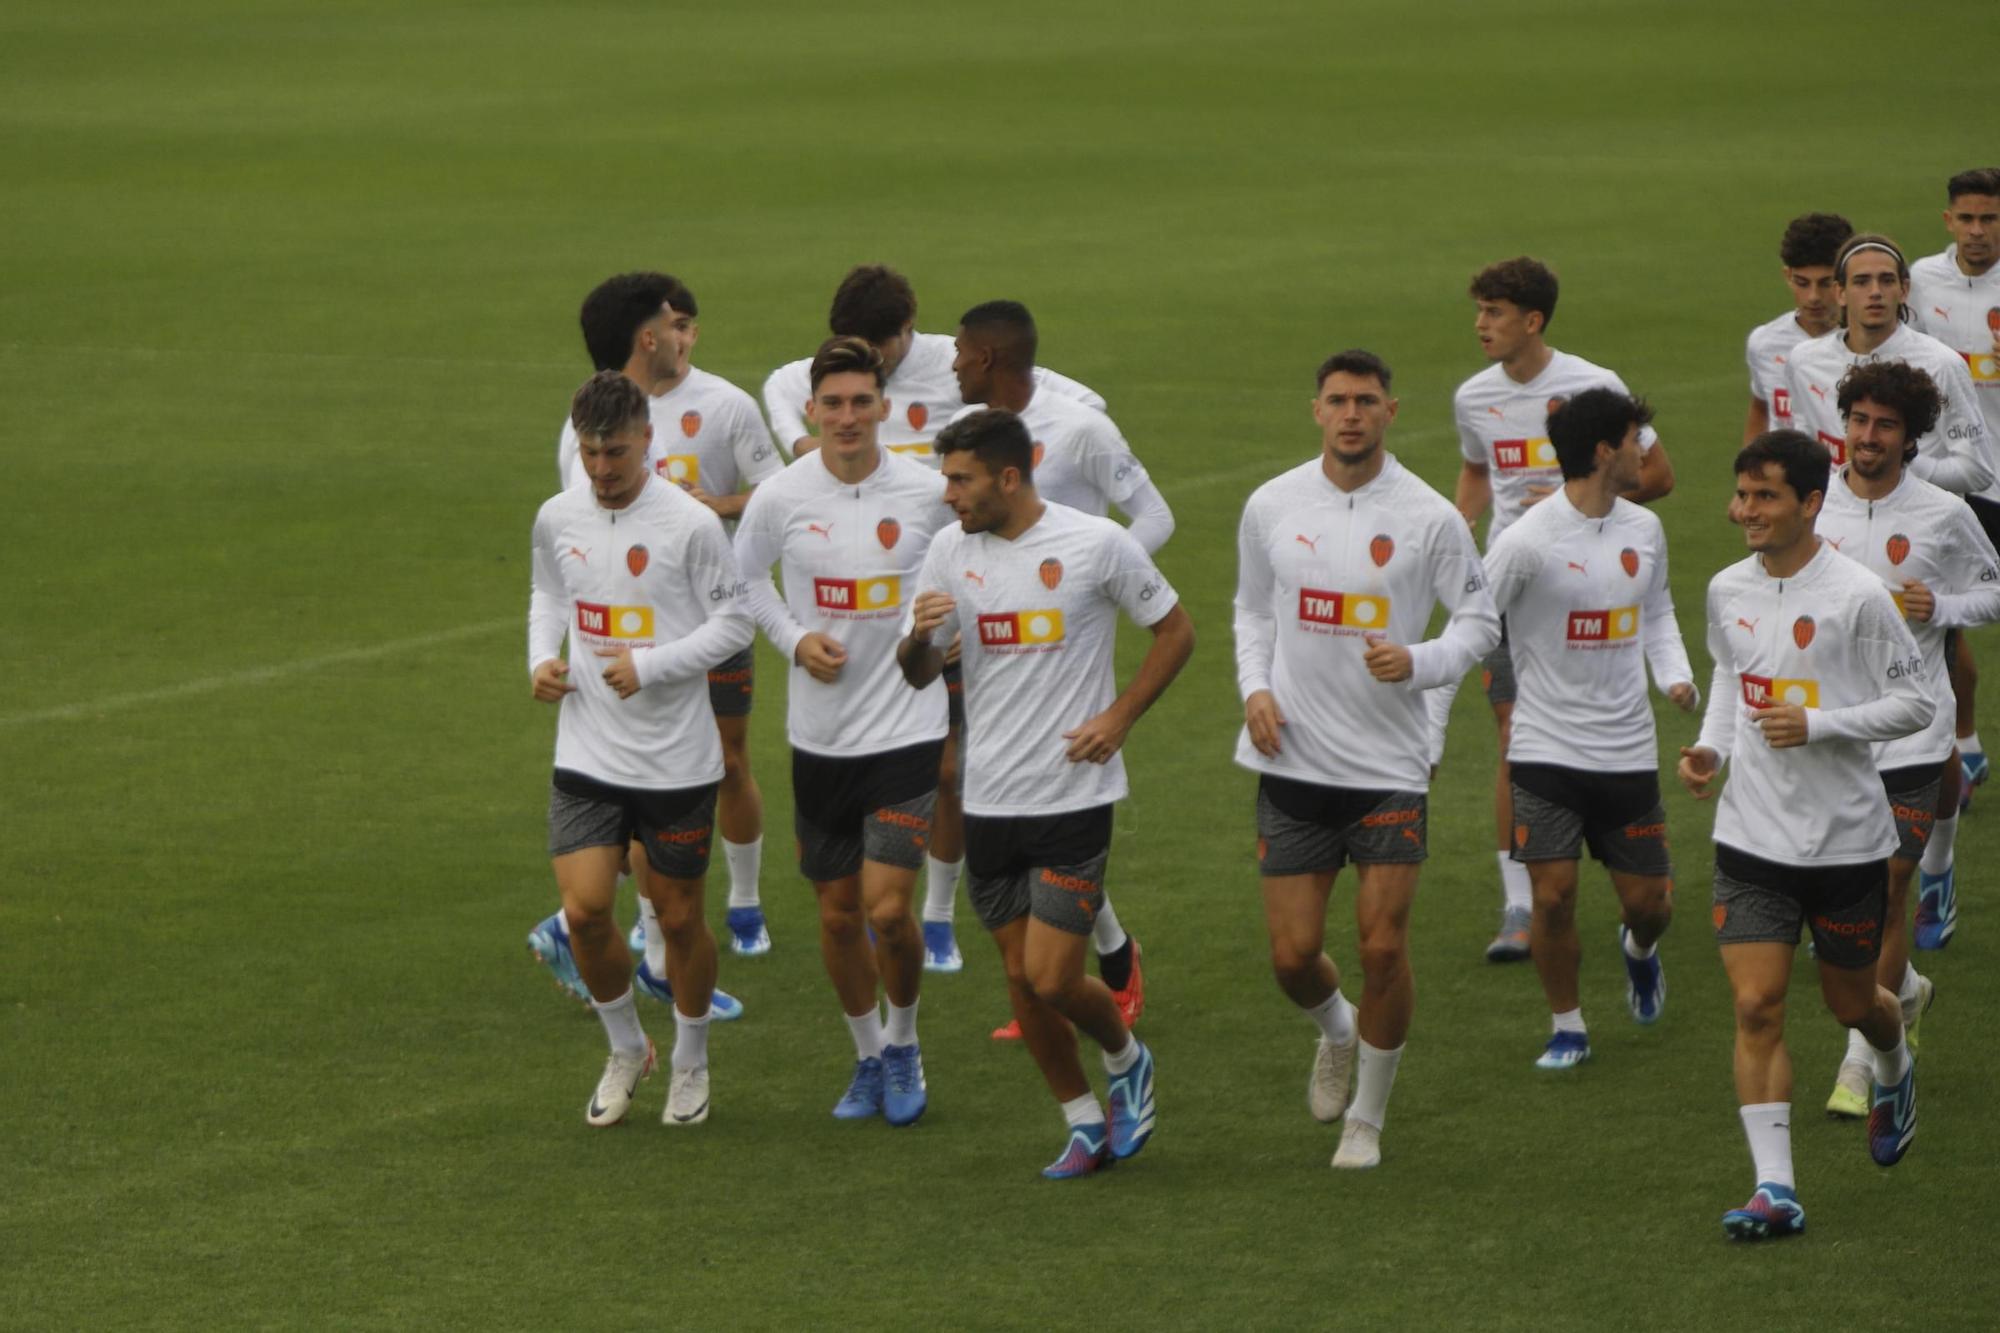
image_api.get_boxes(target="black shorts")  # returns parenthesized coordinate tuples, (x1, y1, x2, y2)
(943, 659, 965, 730)
(1509, 762, 1670, 876)
(1255, 774, 1426, 876)
(1881, 763, 1942, 863)
(792, 739, 943, 882)
(963, 805, 1113, 935)
(1482, 618, 1516, 707)
(707, 646, 754, 719)
(1711, 843, 1886, 970)
(1967, 494, 2000, 555)
(547, 769, 718, 880)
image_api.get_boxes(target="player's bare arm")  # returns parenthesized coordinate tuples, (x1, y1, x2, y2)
(1676, 744, 1719, 797)
(531, 657, 576, 702)
(1742, 396, 1770, 447)
(1244, 689, 1286, 757)
(1454, 460, 1491, 528)
(1624, 438, 1675, 503)
(1062, 604, 1194, 763)
(684, 484, 750, 520)
(896, 589, 956, 687)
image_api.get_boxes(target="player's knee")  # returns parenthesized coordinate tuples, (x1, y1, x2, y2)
(720, 745, 752, 789)
(1268, 935, 1320, 985)
(564, 904, 616, 946)
(1355, 933, 1409, 984)
(1823, 982, 1879, 1029)
(865, 897, 914, 940)
(1530, 876, 1575, 921)
(1732, 990, 1784, 1037)
(818, 894, 864, 942)
(650, 891, 702, 938)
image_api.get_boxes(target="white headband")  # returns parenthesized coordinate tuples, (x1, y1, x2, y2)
(1840, 240, 1903, 276)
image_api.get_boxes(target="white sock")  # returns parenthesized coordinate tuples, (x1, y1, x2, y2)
(884, 998, 919, 1046)
(1307, 991, 1357, 1045)
(671, 1009, 710, 1071)
(1091, 895, 1128, 955)
(1348, 1040, 1402, 1131)
(1499, 852, 1531, 912)
(1961, 731, 1983, 756)
(1869, 1030, 1911, 1086)
(1844, 1026, 1870, 1064)
(592, 987, 647, 1059)
(637, 896, 668, 975)
(845, 1008, 884, 1060)
(922, 855, 963, 923)
(1551, 1007, 1587, 1035)
(1920, 813, 1958, 875)
(1899, 963, 1921, 1008)
(1739, 1102, 1795, 1189)
(1102, 1034, 1139, 1074)
(1622, 930, 1656, 960)
(1062, 1092, 1106, 1129)
(724, 836, 762, 909)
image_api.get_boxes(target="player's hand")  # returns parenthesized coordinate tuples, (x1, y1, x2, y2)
(910, 590, 956, 640)
(1900, 579, 1936, 623)
(1520, 483, 1556, 509)
(1245, 689, 1286, 757)
(1677, 745, 1719, 798)
(943, 631, 963, 668)
(795, 632, 848, 683)
(683, 483, 722, 512)
(1063, 709, 1131, 764)
(1362, 633, 1413, 683)
(1751, 702, 1809, 748)
(594, 648, 642, 698)
(531, 658, 577, 702)
(1667, 681, 1700, 712)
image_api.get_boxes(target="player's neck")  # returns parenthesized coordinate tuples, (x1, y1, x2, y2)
(1956, 247, 1995, 279)
(991, 494, 1047, 541)
(1501, 341, 1553, 384)
(1842, 464, 1903, 503)
(1319, 446, 1386, 492)
(1564, 474, 1617, 519)
(1758, 534, 1821, 580)
(1842, 322, 1896, 356)
(818, 442, 883, 487)
(1795, 312, 1836, 338)
(596, 474, 649, 512)
(985, 373, 1035, 415)
(621, 354, 679, 397)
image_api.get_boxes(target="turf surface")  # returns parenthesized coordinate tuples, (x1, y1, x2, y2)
(4, 1, 1998, 1327)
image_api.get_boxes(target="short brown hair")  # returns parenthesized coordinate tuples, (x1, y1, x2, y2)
(569, 370, 649, 439)
(809, 335, 887, 391)
(1947, 168, 2000, 201)
(828, 266, 917, 344)
(1470, 257, 1558, 327)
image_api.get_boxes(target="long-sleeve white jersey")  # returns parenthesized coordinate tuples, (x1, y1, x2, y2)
(1818, 470, 2000, 768)
(1455, 350, 1660, 548)
(1910, 246, 2000, 503)
(1483, 490, 1692, 772)
(760, 332, 1104, 465)
(1234, 455, 1501, 792)
(528, 478, 754, 790)
(558, 367, 782, 501)
(1695, 542, 1933, 865)
(1745, 311, 1818, 427)
(734, 447, 953, 757)
(911, 503, 1178, 817)
(1781, 324, 1993, 495)
(947, 389, 1174, 554)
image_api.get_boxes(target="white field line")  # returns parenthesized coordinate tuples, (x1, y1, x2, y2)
(0, 617, 515, 729)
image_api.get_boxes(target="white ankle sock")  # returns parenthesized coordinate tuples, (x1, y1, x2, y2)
(1103, 1035, 1139, 1075)
(672, 1009, 710, 1071)
(1844, 1026, 1870, 1063)
(1869, 1031, 1911, 1086)
(1739, 1102, 1794, 1189)
(1920, 813, 1957, 875)
(637, 896, 668, 974)
(1499, 853, 1531, 912)
(1622, 930, 1656, 960)
(724, 836, 762, 909)
(921, 855, 963, 923)
(1307, 991, 1356, 1045)
(1348, 1040, 1403, 1131)
(1961, 731, 1983, 756)
(1091, 896, 1128, 954)
(593, 987, 647, 1058)
(1899, 964, 1922, 1007)
(1062, 1092, 1105, 1128)
(846, 1008, 883, 1060)
(884, 998, 919, 1046)
(1551, 1007, 1587, 1035)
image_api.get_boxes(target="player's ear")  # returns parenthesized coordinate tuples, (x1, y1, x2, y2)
(1383, 396, 1399, 424)
(805, 396, 819, 425)
(878, 394, 892, 422)
(643, 422, 655, 445)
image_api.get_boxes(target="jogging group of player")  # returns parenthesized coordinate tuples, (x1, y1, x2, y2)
(519, 166, 2000, 1238)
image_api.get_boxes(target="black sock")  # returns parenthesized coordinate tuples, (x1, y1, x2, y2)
(1098, 938, 1134, 991)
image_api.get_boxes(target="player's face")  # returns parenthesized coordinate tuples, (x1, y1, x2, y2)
(1603, 423, 1644, 490)
(579, 420, 653, 508)
(1732, 462, 1819, 553)
(1944, 193, 2000, 272)
(1784, 265, 1840, 333)
(1311, 371, 1398, 464)
(1845, 397, 1909, 481)
(641, 306, 698, 383)
(1474, 299, 1540, 363)
(806, 370, 891, 464)
(941, 452, 1017, 533)
(875, 322, 916, 377)
(1838, 252, 1906, 332)
(951, 329, 993, 404)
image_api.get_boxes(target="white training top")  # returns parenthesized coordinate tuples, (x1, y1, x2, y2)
(733, 446, 953, 757)
(1233, 454, 1501, 792)
(1781, 324, 1993, 495)
(1911, 246, 2000, 503)
(1695, 542, 1933, 865)
(1483, 490, 1693, 772)
(912, 503, 1178, 817)
(1454, 349, 1660, 547)
(558, 367, 782, 502)
(760, 332, 1105, 466)
(1745, 310, 1818, 427)
(1818, 469, 2000, 769)
(946, 389, 1175, 554)
(527, 478, 754, 790)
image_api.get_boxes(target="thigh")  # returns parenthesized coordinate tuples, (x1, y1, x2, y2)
(1260, 872, 1336, 956)
(1257, 774, 1352, 877)
(1023, 807, 1114, 937)
(1353, 861, 1420, 943)
(1024, 914, 1093, 991)
(1509, 763, 1587, 864)
(553, 844, 628, 917)
(548, 769, 636, 861)
(859, 741, 944, 874)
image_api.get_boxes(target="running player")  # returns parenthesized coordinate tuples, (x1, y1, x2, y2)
(1911, 168, 2000, 812)
(735, 337, 955, 1126)
(949, 299, 1171, 1040)
(1441, 257, 1675, 962)
(1235, 350, 1501, 1169)
(762, 266, 1105, 978)
(898, 409, 1194, 1178)
(1483, 388, 1697, 1069)
(1817, 362, 2000, 1114)
(527, 274, 756, 1017)
(528, 371, 754, 1127)
(1744, 213, 1853, 443)
(1679, 430, 1931, 1241)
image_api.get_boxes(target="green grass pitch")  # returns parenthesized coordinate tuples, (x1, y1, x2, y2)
(4, 1, 1998, 1327)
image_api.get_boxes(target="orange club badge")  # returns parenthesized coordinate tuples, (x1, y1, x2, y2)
(907, 403, 928, 431)
(1031, 441, 1046, 469)
(1039, 558, 1064, 590)
(1620, 547, 1640, 578)
(1546, 396, 1567, 417)
(1886, 533, 1910, 566)
(877, 517, 902, 550)
(1793, 615, 1816, 650)
(680, 411, 702, 439)
(1369, 534, 1394, 568)
(626, 544, 649, 577)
